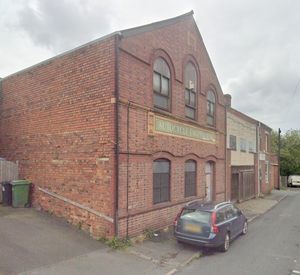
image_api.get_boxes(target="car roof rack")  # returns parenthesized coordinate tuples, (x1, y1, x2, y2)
(185, 198, 204, 206)
(214, 201, 231, 210)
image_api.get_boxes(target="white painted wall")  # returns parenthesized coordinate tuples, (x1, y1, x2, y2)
(227, 112, 257, 166)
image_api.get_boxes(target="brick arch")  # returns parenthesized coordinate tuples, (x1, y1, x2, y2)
(181, 153, 201, 160)
(204, 83, 222, 105)
(150, 48, 176, 80)
(152, 150, 176, 159)
(204, 154, 218, 162)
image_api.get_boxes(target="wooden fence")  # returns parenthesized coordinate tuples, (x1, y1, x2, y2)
(0, 159, 19, 202)
(0, 159, 19, 182)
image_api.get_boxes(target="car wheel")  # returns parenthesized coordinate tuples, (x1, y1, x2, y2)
(242, 221, 248, 235)
(220, 233, 230, 252)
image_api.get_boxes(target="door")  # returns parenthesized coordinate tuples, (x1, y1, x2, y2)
(241, 170, 255, 201)
(231, 173, 239, 201)
(205, 162, 214, 202)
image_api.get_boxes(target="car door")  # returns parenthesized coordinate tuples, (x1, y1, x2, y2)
(232, 205, 245, 233)
(225, 205, 240, 239)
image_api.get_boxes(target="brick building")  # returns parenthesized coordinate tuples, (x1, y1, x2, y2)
(224, 95, 279, 202)
(0, 12, 228, 238)
(257, 123, 279, 193)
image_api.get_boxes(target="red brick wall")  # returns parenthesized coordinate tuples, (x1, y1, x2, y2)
(0, 36, 117, 238)
(117, 16, 227, 237)
(0, 15, 229, 238)
(259, 125, 276, 194)
(226, 148, 232, 200)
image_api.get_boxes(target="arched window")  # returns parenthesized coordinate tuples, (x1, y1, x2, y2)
(153, 58, 171, 111)
(153, 158, 170, 204)
(207, 90, 216, 126)
(184, 63, 197, 119)
(185, 160, 196, 197)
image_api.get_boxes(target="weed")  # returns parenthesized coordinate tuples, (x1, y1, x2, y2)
(97, 236, 108, 243)
(143, 228, 155, 240)
(106, 237, 132, 249)
(77, 221, 82, 230)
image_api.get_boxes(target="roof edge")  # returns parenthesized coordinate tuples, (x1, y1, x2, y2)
(1, 11, 195, 81)
(120, 10, 194, 38)
(229, 107, 273, 131)
(228, 107, 258, 125)
(1, 31, 121, 81)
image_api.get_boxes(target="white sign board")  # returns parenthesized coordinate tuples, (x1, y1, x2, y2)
(259, 153, 266, 161)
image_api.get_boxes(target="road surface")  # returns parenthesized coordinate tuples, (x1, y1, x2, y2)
(180, 191, 300, 275)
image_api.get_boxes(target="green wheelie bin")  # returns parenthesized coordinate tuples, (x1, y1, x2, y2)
(11, 180, 31, 207)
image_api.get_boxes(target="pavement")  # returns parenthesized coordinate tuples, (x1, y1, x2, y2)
(0, 189, 290, 275)
(0, 206, 172, 275)
(237, 189, 288, 222)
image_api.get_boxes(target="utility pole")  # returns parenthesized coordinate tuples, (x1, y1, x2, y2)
(278, 128, 281, 190)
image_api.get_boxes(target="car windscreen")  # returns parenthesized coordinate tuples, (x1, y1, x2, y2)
(180, 209, 211, 225)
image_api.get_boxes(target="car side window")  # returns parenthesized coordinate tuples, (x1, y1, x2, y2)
(216, 209, 226, 224)
(226, 206, 236, 219)
(232, 206, 239, 216)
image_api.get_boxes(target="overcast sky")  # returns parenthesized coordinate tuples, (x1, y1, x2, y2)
(1, 0, 299, 132)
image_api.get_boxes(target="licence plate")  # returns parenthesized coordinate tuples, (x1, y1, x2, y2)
(184, 223, 202, 233)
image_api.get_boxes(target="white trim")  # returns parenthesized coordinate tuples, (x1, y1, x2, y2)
(38, 187, 114, 223)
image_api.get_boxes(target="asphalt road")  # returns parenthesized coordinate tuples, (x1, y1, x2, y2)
(180, 190, 300, 275)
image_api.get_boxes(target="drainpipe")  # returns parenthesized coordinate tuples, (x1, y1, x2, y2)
(126, 102, 131, 237)
(224, 105, 228, 201)
(114, 32, 122, 237)
(257, 122, 261, 196)
(278, 128, 281, 190)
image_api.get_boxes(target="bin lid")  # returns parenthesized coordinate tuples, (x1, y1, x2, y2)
(1, 181, 11, 185)
(11, 180, 31, 186)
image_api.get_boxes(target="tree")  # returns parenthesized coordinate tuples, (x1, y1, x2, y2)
(276, 130, 300, 176)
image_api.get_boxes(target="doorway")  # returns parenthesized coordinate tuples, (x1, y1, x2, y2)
(205, 162, 214, 202)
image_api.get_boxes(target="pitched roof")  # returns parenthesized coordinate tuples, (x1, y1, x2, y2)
(1, 11, 196, 80)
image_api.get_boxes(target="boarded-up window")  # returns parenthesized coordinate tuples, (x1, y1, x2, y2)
(229, 135, 237, 150)
(153, 58, 171, 111)
(248, 141, 255, 153)
(153, 159, 170, 204)
(240, 138, 247, 152)
(185, 160, 196, 197)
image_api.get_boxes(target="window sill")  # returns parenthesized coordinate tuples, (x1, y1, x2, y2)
(206, 124, 217, 130)
(153, 107, 171, 116)
(185, 116, 197, 122)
